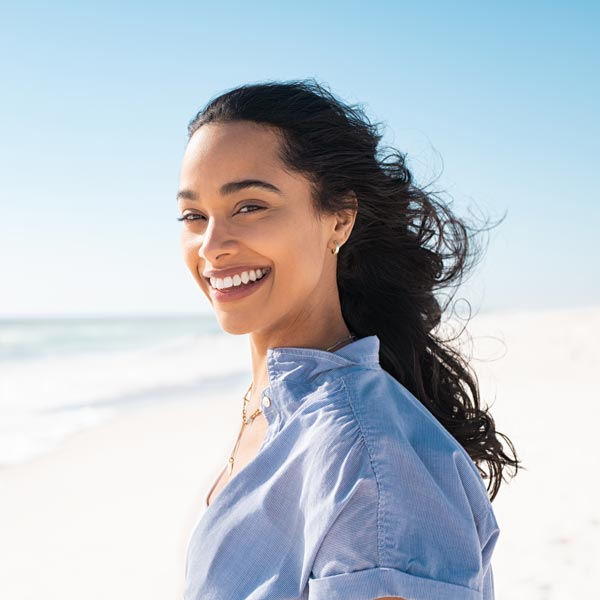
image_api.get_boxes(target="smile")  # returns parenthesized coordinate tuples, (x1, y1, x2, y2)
(209, 268, 271, 290)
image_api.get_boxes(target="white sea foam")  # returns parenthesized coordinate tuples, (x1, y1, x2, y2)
(0, 316, 250, 465)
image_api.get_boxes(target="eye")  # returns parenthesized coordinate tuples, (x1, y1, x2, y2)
(238, 204, 264, 214)
(177, 213, 205, 222)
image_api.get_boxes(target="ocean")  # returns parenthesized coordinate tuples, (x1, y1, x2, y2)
(0, 315, 250, 466)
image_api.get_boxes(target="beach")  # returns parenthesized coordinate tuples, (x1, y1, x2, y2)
(1, 306, 598, 599)
(0, 394, 237, 599)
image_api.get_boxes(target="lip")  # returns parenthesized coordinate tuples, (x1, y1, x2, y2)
(208, 268, 271, 303)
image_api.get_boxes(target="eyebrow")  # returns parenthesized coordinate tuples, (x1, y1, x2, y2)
(176, 179, 283, 202)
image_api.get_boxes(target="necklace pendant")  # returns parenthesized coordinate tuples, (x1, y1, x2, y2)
(227, 458, 234, 475)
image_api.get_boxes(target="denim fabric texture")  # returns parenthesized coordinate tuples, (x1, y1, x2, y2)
(184, 335, 498, 600)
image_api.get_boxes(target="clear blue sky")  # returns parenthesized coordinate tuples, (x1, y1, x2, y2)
(0, 0, 597, 317)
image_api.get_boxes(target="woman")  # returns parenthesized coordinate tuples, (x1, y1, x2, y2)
(177, 80, 519, 600)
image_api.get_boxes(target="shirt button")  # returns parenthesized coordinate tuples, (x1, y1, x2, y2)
(262, 395, 271, 408)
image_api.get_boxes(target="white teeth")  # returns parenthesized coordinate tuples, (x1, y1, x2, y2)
(209, 268, 269, 290)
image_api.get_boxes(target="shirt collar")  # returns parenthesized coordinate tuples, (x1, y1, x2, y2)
(261, 335, 380, 423)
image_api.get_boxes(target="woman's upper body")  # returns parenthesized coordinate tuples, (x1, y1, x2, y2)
(177, 79, 518, 599)
(183, 335, 498, 600)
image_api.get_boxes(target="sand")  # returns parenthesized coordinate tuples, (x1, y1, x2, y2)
(1, 306, 598, 599)
(0, 396, 238, 600)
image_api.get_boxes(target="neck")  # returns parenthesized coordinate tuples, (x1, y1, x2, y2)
(246, 303, 352, 407)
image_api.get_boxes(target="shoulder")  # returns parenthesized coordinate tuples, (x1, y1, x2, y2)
(299, 365, 492, 501)
(295, 364, 495, 523)
(337, 366, 493, 517)
(304, 365, 498, 591)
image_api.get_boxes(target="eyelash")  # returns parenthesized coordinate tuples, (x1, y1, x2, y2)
(177, 205, 263, 222)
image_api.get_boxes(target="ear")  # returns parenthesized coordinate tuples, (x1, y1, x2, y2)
(332, 192, 358, 244)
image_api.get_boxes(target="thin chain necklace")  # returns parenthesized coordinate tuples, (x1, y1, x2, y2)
(226, 333, 356, 475)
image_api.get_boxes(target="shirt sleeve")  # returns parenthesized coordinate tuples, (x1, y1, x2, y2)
(309, 567, 484, 600)
(306, 442, 499, 600)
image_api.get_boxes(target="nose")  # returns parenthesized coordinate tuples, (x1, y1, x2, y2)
(197, 217, 237, 262)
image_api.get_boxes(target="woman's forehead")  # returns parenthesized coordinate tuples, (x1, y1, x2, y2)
(187, 121, 283, 159)
(183, 122, 283, 177)
(180, 122, 310, 198)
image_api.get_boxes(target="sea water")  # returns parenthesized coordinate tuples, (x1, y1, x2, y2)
(0, 315, 250, 466)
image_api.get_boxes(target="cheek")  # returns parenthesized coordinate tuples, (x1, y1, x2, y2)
(274, 228, 326, 291)
(180, 231, 200, 272)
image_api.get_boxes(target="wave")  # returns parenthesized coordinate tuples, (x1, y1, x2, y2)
(0, 316, 250, 466)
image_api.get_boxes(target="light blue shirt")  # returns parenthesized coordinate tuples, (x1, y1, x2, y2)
(184, 335, 498, 599)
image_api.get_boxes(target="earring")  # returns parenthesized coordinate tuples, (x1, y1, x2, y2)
(331, 241, 340, 255)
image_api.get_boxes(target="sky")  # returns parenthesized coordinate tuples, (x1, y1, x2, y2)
(0, 0, 598, 318)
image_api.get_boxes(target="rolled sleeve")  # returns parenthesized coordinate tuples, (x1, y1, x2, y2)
(305, 426, 497, 600)
(308, 566, 482, 600)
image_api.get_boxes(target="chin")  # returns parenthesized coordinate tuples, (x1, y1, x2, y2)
(214, 313, 255, 336)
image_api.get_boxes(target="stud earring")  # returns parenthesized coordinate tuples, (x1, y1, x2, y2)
(331, 241, 340, 255)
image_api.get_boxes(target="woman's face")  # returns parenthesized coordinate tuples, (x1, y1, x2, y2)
(177, 120, 341, 337)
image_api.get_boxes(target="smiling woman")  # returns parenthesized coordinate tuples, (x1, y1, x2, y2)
(178, 80, 519, 600)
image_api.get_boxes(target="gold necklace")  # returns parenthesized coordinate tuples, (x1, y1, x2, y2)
(226, 383, 257, 475)
(226, 333, 356, 476)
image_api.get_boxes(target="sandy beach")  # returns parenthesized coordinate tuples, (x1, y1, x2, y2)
(0, 395, 239, 600)
(1, 306, 598, 599)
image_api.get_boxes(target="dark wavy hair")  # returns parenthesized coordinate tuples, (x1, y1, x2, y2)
(186, 79, 519, 500)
